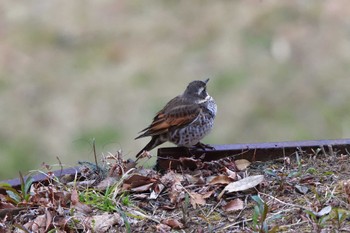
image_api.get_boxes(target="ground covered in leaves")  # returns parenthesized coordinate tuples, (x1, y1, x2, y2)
(1, 148, 350, 233)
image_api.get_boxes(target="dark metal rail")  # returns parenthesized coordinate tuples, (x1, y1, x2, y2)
(1, 139, 350, 191)
(0, 167, 80, 194)
(156, 139, 350, 170)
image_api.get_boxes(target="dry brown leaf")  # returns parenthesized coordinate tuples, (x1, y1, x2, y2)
(343, 179, 350, 203)
(209, 175, 234, 185)
(131, 183, 153, 192)
(201, 189, 215, 199)
(91, 213, 123, 232)
(179, 157, 203, 170)
(183, 174, 200, 184)
(122, 183, 132, 190)
(189, 191, 206, 208)
(0, 201, 16, 209)
(163, 172, 185, 204)
(169, 182, 184, 204)
(74, 201, 93, 215)
(160, 171, 184, 185)
(71, 188, 93, 214)
(156, 223, 172, 233)
(71, 188, 79, 205)
(235, 159, 251, 171)
(218, 175, 264, 199)
(52, 216, 67, 230)
(32, 214, 47, 232)
(162, 219, 184, 229)
(150, 183, 165, 199)
(224, 167, 237, 180)
(123, 174, 155, 189)
(222, 198, 244, 212)
(45, 209, 53, 232)
(95, 177, 118, 191)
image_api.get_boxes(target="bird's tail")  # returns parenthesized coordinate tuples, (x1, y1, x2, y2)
(135, 136, 165, 159)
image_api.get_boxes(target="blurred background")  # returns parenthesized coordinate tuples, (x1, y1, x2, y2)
(1, 0, 350, 179)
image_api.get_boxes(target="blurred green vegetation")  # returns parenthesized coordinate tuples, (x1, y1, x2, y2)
(1, 1, 350, 179)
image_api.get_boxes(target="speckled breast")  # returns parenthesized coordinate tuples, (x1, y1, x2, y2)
(169, 98, 217, 147)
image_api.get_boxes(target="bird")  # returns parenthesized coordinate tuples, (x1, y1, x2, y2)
(135, 78, 217, 159)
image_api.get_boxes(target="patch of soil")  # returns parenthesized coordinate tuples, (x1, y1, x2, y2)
(1, 148, 350, 232)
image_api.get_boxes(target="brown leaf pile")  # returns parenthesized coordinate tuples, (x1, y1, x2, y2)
(3, 148, 350, 232)
(0, 154, 263, 232)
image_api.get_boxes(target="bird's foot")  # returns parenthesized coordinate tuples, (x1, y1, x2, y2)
(193, 142, 215, 150)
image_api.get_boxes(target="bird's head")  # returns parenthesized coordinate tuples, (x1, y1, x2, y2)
(183, 78, 210, 101)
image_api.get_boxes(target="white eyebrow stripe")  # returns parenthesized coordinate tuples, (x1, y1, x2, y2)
(197, 95, 211, 103)
(197, 87, 204, 94)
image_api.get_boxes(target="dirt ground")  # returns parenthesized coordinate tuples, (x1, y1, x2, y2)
(1, 145, 350, 233)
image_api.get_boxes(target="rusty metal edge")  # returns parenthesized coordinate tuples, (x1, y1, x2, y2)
(2, 138, 350, 190)
(156, 138, 350, 170)
(0, 167, 81, 194)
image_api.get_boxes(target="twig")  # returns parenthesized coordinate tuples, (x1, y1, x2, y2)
(258, 192, 310, 211)
(92, 138, 100, 174)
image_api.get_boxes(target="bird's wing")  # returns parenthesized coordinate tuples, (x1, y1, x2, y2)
(135, 97, 201, 139)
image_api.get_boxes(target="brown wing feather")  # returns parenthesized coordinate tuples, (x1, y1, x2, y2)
(135, 97, 201, 139)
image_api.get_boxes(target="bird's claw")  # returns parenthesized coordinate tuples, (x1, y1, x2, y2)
(193, 142, 215, 150)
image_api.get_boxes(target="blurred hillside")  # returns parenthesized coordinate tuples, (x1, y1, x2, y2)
(1, 0, 350, 179)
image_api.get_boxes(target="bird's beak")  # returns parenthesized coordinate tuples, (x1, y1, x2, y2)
(204, 78, 210, 84)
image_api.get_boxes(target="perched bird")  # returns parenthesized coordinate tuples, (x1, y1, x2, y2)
(135, 78, 217, 159)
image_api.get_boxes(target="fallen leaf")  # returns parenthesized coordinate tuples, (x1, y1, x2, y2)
(45, 209, 53, 232)
(156, 223, 171, 233)
(169, 182, 184, 204)
(218, 175, 264, 199)
(123, 174, 155, 189)
(73, 201, 93, 215)
(0, 201, 16, 209)
(71, 189, 79, 205)
(91, 213, 123, 232)
(32, 214, 47, 232)
(201, 190, 215, 199)
(316, 206, 332, 217)
(95, 177, 118, 191)
(235, 159, 251, 171)
(163, 172, 185, 204)
(295, 184, 309, 194)
(179, 157, 203, 170)
(209, 175, 233, 185)
(222, 198, 244, 212)
(189, 191, 206, 208)
(131, 183, 153, 192)
(162, 205, 176, 210)
(71, 188, 93, 214)
(183, 174, 200, 184)
(150, 183, 165, 199)
(162, 219, 184, 229)
(224, 167, 237, 180)
(343, 179, 350, 203)
(161, 171, 184, 185)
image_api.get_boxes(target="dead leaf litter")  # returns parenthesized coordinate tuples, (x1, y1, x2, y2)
(1, 149, 350, 232)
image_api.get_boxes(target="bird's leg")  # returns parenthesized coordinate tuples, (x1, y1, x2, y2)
(193, 142, 215, 150)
